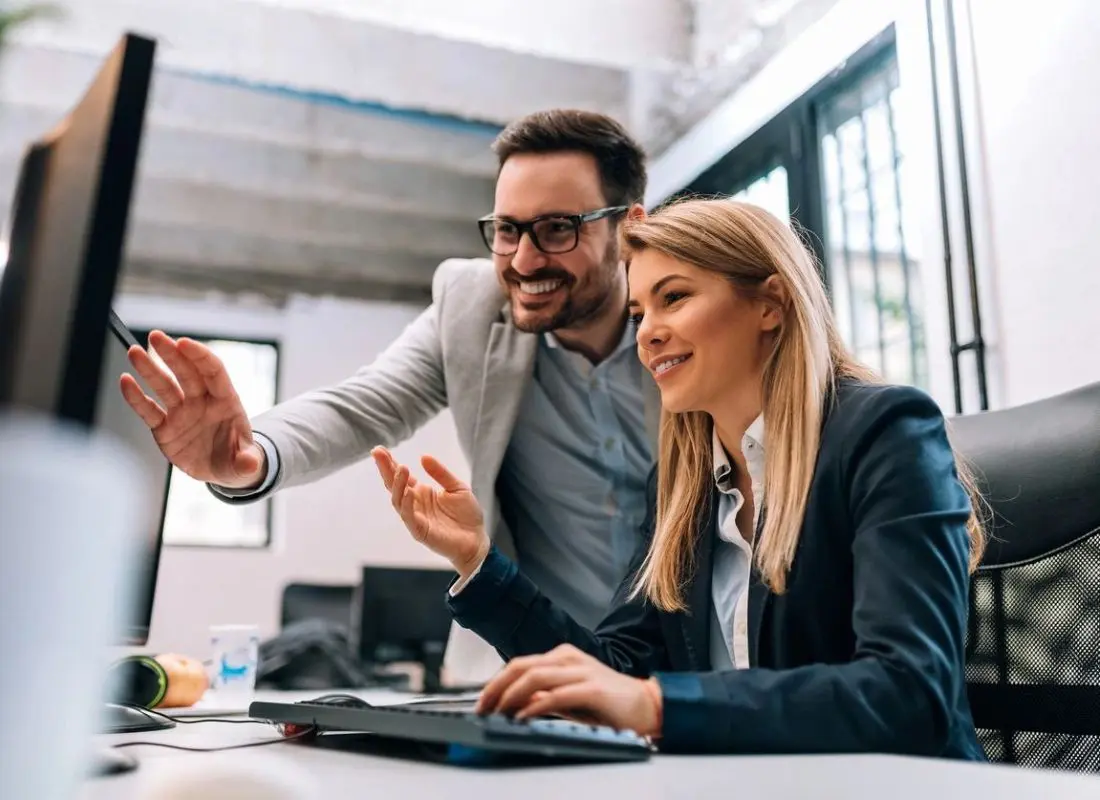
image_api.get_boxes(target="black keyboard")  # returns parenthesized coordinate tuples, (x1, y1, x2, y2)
(250, 698, 653, 764)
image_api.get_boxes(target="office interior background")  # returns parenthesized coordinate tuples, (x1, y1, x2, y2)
(1, 0, 1096, 659)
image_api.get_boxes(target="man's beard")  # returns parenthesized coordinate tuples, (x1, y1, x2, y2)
(507, 240, 621, 334)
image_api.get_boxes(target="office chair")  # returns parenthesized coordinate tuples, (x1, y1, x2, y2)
(279, 582, 355, 629)
(259, 582, 366, 690)
(950, 381, 1100, 770)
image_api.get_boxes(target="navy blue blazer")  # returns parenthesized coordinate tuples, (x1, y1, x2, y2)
(449, 381, 985, 759)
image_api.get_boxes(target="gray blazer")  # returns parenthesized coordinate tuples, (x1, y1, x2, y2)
(249, 257, 661, 680)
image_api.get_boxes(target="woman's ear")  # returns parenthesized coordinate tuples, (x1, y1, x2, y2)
(759, 275, 788, 332)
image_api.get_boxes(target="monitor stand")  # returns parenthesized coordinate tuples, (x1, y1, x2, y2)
(87, 703, 174, 777)
(101, 701, 175, 734)
(417, 644, 480, 695)
(421, 646, 445, 695)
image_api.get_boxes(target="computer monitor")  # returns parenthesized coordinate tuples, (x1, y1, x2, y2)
(0, 32, 153, 426)
(100, 311, 173, 648)
(353, 566, 457, 694)
(0, 32, 166, 772)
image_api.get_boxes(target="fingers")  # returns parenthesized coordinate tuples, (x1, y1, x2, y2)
(126, 345, 184, 410)
(515, 683, 598, 722)
(495, 666, 589, 716)
(477, 652, 556, 714)
(232, 443, 263, 478)
(148, 331, 206, 398)
(373, 449, 447, 494)
(476, 645, 587, 715)
(421, 455, 466, 492)
(399, 481, 427, 539)
(388, 465, 426, 539)
(120, 374, 167, 429)
(373, 448, 420, 488)
(176, 337, 237, 400)
(370, 447, 397, 489)
(389, 464, 409, 513)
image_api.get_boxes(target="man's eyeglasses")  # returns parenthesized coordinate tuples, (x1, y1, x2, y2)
(477, 206, 628, 256)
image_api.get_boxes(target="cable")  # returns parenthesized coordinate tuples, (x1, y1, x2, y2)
(119, 704, 269, 726)
(107, 704, 313, 753)
(111, 727, 315, 753)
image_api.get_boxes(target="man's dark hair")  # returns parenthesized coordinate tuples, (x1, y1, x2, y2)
(491, 109, 648, 207)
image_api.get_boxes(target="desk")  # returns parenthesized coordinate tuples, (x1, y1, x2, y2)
(80, 691, 1100, 800)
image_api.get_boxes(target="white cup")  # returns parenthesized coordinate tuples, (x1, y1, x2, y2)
(209, 624, 260, 701)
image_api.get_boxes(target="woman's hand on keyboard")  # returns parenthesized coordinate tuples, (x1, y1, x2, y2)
(370, 446, 490, 581)
(476, 644, 663, 738)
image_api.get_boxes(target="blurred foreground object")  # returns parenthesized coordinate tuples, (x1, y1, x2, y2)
(0, 411, 149, 796)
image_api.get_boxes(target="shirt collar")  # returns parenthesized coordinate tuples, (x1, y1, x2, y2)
(542, 322, 636, 379)
(712, 415, 765, 489)
(542, 320, 635, 354)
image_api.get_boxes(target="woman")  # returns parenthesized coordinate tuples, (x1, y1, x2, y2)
(371, 198, 987, 759)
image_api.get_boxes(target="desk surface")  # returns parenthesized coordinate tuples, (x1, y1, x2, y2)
(79, 690, 1100, 800)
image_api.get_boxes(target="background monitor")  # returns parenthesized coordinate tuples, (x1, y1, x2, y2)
(354, 566, 456, 694)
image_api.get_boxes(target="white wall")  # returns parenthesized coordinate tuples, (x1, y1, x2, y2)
(958, 0, 1100, 406)
(114, 291, 466, 657)
(651, 0, 1100, 414)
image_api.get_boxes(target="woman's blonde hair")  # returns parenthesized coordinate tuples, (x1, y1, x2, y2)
(623, 198, 985, 609)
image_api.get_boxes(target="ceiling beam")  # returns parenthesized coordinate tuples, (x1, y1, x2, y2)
(0, 45, 503, 177)
(121, 221, 448, 282)
(0, 121, 498, 223)
(121, 259, 433, 305)
(126, 179, 487, 258)
(8, 0, 636, 126)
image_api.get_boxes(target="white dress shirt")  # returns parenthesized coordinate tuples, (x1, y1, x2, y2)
(708, 416, 765, 671)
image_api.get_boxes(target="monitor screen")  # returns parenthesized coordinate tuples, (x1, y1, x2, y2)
(0, 33, 166, 648)
(96, 313, 171, 646)
(0, 32, 154, 426)
(354, 566, 455, 664)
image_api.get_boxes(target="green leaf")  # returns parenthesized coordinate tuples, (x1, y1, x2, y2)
(0, 4, 62, 47)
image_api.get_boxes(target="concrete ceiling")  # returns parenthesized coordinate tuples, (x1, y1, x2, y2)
(0, 0, 840, 306)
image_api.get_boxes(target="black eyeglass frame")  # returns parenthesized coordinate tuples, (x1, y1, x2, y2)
(476, 205, 629, 255)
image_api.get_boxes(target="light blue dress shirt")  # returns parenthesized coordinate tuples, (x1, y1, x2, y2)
(213, 326, 654, 632)
(495, 326, 653, 629)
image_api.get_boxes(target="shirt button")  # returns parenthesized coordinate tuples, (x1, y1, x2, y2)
(604, 437, 615, 450)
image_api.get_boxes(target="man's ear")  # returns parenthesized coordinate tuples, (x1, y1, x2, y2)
(627, 202, 647, 221)
(760, 275, 789, 332)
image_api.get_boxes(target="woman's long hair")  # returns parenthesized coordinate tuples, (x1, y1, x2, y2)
(624, 198, 986, 609)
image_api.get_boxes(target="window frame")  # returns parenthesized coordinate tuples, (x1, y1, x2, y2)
(672, 23, 984, 398)
(677, 25, 898, 276)
(134, 328, 281, 550)
(814, 43, 929, 388)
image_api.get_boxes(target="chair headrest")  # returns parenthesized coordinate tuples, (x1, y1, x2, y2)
(948, 381, 1100, 568)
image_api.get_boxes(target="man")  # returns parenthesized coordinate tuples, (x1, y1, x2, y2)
(120, 109, 660, 682)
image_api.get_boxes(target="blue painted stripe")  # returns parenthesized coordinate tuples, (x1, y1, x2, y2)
(158, 66, 505, 138)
